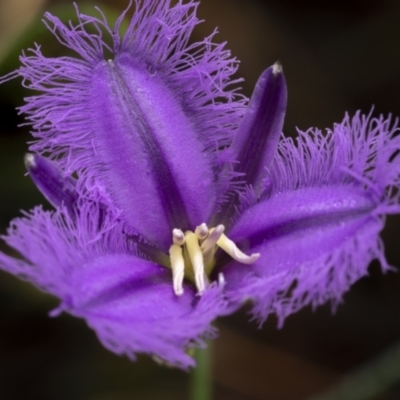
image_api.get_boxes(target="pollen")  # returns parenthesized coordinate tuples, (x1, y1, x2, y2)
(168, 223, 260, 296)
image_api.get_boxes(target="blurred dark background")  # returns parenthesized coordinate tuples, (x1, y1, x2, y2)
(1, 0, 400, 399)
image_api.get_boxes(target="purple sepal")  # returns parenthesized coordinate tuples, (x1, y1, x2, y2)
(232, 63, 287, 191)
(222, 112, 400, 325)
(215, 64, 287, 225)
(25, 153, 77, 215)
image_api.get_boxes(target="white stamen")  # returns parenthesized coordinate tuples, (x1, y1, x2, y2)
(195, 223, 208, 240)
(217, 234, 260, 264)
(172, 228, 185, 246)
(168, 223, 260, 296)
(169, 244, 185, 296)
(201, 224, 225, 255)
(185, 232, 207, 294)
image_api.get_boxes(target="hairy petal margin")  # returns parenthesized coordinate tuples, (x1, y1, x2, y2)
(0, 200, 227, 368)
(221, 111, 400, 325)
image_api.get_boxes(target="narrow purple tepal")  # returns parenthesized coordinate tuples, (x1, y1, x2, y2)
(1, 0, 400, 369)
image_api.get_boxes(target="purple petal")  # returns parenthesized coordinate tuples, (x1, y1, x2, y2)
(71, 254, 226, 369)
(0, 199, 226, 369)
(221, 112, 400, 325)
(0, 200, 121, 298)
(25, 153, 77, 215)
(5, 1, 246, 250)
(87, 55, 217, 250)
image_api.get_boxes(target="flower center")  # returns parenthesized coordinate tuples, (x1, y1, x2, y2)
(168, 223, 260, 296)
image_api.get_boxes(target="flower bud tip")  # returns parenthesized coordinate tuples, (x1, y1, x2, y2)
(272, 61, 282, 75)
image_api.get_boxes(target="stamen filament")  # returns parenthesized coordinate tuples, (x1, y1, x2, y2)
(168, 224, 259, 296)
(217, 234, 260, 264)
(201, 224, 225, 255)
(201, 225, 225, 273)
(185, 231, 207, 294)
(169, 243, 185, 296)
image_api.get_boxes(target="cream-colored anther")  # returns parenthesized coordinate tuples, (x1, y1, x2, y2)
(169, 244, 185, 296)
(172, 228, 185, 246)
(217, 234, 260, 264)
(201, 224, 225, 255)
(185, 231, 207, 294)
(195, 223, 208, 240)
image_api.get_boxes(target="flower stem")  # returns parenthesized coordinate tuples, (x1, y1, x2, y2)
(189, 342, 213, 400)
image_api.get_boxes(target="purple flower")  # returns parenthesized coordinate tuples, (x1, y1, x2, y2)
(1, 0, 400, 369)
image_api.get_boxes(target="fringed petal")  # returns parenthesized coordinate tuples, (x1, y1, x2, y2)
(71, 255, 226, 369)
(221, 111, 400, 325)
(84, 284, 225, 369)
(0, 198, 227, 369)
(0, 199, 123, 298)
(6, 0, 246, 250)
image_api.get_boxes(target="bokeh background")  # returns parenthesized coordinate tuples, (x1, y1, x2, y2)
(1, 0, 400, 399)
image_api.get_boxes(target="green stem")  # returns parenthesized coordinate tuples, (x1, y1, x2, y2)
(189, 342, 213, 400)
